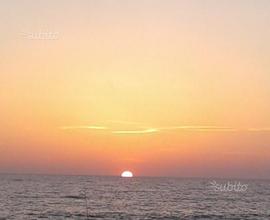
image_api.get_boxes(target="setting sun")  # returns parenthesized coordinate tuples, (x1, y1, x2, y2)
(121, 171, 133, 178)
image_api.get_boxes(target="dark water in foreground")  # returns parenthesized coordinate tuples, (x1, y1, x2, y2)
(0, 174, 270, 219)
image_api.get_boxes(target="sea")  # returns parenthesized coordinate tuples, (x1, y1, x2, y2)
(0, 174, 269, 219)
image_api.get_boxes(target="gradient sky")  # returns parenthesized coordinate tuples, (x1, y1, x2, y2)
(1, 0, 270, 178)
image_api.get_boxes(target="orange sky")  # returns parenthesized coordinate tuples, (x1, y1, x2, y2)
(1, 0, 270, 178)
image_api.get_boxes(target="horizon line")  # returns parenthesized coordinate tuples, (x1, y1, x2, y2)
(1, 171, 269, 181)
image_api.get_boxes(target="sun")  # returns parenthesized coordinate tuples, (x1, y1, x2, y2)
(121, 171, 133, 178)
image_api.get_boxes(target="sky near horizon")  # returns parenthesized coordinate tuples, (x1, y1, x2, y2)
(1, 0, 270, 178)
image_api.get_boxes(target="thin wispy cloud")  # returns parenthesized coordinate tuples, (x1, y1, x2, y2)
(112, 128, 158, 134)
(159, 126, 238, 132)
(59, 124, 270, 134)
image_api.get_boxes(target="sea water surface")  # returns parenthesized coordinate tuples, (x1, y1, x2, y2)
(0, 174, 269, 219)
